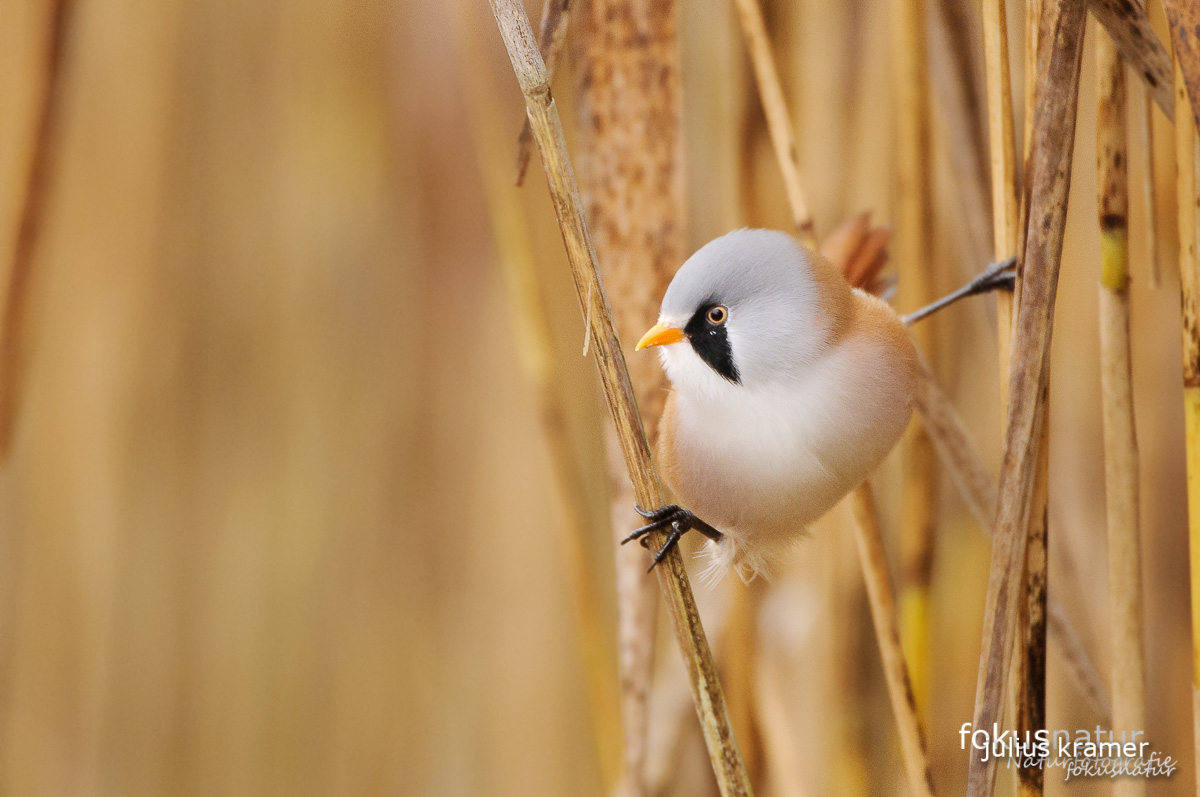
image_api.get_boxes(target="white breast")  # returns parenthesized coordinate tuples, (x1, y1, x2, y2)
(661, 321, 915, 576)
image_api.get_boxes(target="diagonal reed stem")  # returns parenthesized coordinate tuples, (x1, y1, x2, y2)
(1164, 0, 1200, 131)
(1090, 0, 1174, 121)
(729, 0, 815, 244)
(486, 2, 753, 794)
(848, 485, 937, 797)
(513, 0, 570, 187)
(966, 0, 1087, 794)
(0, 0, 75, 458)
(1016, 3, 1051, 795)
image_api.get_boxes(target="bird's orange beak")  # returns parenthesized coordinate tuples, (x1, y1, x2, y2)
(635, 322, 686, 351)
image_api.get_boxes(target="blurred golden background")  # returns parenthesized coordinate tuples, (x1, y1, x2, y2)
(0, 0, 1193, 794)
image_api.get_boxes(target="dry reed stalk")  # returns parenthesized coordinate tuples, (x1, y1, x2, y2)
(910, 354, 1113, 724)
(486, 3, 753, 795)
(730, 6, 936, 788)
(570, 0, 688, 791)
(1090, 0, 1174, 120)
(929, 0, 992, 272)
(1173, 53, 1200, 796)
(848, 485, 936, 797)
(911, 353, 997, 524)
(828, 538, 874, 797)
(0, 0, 74, 458)
(933, 0, 990, 195)
(729, 0, 815, 245)
(1136, 81, 1160, 287)
(1047, 599, 1113, 721)
(453, 5, 621, 784)
(1018, 499, 1048, 797)
(1015, 266, 1052, 777)
(982, 0, 1020, 394)
(646, 599, 733, 794)
(966, 1, 1087, 795)
(1096, 30, 1147, 797)
(892, 0, 938, 715)
(754, 657, 808, 797)
(514, 0, 570, 186)
(1015, 4, 1051, 795)
(753, 588, 815, 797)
(1023, 0, 1043, 165)
(723, 581, 764, 789)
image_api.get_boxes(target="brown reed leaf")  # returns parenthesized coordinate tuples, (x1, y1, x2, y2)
(1163, 0, 1200, 130)
(1090, 0, 1174, 121)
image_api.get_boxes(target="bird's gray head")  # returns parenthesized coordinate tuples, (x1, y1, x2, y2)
(636, 229, 840, 399)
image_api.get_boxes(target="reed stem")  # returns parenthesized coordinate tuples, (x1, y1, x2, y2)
(0, 0, 74, 458)
(1090, 0, 1175, 121)
(892, 0, 938, 716)
(729, 0, 814, 245)
(1097, 29, 1147, 797)
(982, 0, 1019, 392)
(1164, 0, 1200, 131)
(1136, 80, 1160, 288)
(514, 0, 570, 186)
(967, 2, 1087, 794)
(848, 485, 936, 797)
(1016, 4, 1050, 795)
(570, 1, 688, 790)
(1173, 52, 1200, 797)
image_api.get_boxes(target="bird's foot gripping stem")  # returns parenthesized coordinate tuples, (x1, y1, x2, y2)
(622, 504, 724, 572)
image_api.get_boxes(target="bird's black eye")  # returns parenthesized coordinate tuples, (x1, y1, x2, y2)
(706, 305, 728, 325)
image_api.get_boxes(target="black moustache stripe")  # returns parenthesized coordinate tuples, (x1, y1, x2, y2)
(685, 305, 740, 384)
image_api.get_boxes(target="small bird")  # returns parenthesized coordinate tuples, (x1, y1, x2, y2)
(626, 228, 1012, 580)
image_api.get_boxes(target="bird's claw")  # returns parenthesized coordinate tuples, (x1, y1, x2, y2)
(978, 256, 1017, 293)
(623, 504, 724, 572)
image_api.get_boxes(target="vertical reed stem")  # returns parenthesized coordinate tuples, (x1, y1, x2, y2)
(1097, 29, 1147, 797)
(572, 0, 687, 790)
(729, 0, 815, 245)
(1173, 53, 1200, 797)
(983, 0, 1020, 391)
(1136, 82, 1160, 288)
(892, 0, 938, 715)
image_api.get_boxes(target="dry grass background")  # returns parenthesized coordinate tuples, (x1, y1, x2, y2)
(0, 0, 1194, 794)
